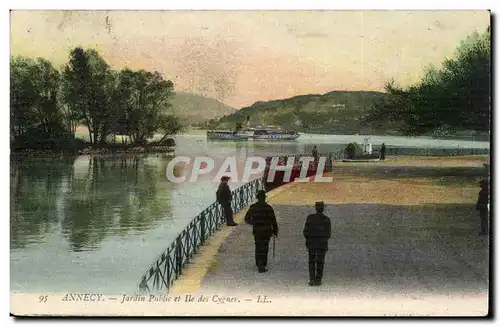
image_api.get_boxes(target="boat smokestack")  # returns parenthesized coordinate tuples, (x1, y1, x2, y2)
(246, 115, 250, 129)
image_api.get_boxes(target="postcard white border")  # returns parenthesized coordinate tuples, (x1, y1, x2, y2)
(2, 0, 498, 325)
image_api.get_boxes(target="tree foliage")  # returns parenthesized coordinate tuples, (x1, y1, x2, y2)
(112, 69, 178, 144)
(11, 47, 184, 149)
(10, 56, 70, 148)
(61, 48, 113, 144)
(366, 28, 491, 135)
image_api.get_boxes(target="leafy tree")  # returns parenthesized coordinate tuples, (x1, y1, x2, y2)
(10, 56, 37, 140)
(10, 56, 69, 147)
(61, 48, 113, 144)
(113, 69, 177, 144)
(365, 28, 490, 135)
(234, 122, 243, 132)
(155, 114, 184, 145)
(13, 47, 185, 149)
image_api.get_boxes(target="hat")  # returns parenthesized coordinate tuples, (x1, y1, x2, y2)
(220, 176, 231, 181)
(315, 201, 325, 207)
(256, 190, 267, 199)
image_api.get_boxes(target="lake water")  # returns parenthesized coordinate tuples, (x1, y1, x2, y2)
(10, 133, 489, 294)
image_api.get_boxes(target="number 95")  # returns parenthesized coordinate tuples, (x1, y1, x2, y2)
(39, 295, 48, 303)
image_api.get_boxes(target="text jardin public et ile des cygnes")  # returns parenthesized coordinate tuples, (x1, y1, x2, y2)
(59, 293, 271, 304)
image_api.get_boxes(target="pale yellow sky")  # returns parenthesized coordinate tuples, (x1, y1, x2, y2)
(10, 10, 490, 108)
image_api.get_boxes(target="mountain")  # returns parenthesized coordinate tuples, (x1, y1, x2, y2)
(167, 92, 236, 124)
(210, 91, 403, 135)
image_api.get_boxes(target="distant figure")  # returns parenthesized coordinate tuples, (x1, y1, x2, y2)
(303, 201, 331, 286)
(346, 143, 356, 160)
(312, 145, 319, 163)
(363, 138, 373, 155)
(380, 143, 386, 161)
(476, 179, 489, 235)
(216, 176, 238, 226)
(244, 190, 279, 273)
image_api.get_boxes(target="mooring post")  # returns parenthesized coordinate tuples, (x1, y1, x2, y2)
(175, 236, 182, 276)
(200, 213, 206, 245)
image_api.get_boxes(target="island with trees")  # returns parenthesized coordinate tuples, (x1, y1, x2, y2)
(11, 47, 184, 157)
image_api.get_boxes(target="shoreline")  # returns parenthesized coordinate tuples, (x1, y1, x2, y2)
(10, 146, 176, 159)
(192, 128, 490, 143)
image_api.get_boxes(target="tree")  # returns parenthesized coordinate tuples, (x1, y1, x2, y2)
(11, 56, 37, 140)
(365, 28, 490, 135)
(114, 69, 178, 144)
(234, 122, 243, 132)
(155, 114, 184, 145)
(61, 47, 113, 145)
(10, 56, 68, 147)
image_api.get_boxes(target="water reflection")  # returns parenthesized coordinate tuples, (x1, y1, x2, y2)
(11, 156, 174, 252)
(10, 157, 75, 250)
(234, 141, 248, 158)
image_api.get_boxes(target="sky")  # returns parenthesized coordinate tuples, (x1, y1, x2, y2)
(10, 10, 490, 108)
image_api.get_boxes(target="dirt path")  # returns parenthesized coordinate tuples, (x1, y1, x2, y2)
(170, 156, 489, 316)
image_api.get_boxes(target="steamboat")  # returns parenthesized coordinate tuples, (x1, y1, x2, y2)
(207, 117, 299, 141)
(207, 127, 299, 141)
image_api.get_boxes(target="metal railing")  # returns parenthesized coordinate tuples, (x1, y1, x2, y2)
(318, 146, 489, 158)
(385, 147, 490, 156)
(138, 175, 265, 293)
(137, 151, 346, 293)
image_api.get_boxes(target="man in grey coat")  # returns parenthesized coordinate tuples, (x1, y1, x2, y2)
(303, 201, 331, 286)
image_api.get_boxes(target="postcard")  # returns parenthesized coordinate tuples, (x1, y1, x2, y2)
(10, 9, 490, 317)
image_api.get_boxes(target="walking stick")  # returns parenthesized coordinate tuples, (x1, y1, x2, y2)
(272, 235, 276, 259)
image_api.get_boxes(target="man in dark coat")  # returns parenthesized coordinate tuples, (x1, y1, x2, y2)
(216, 176, 237, 226)
(244, 190, 279, 273)
(312, 145, 319, 164)
(303, 201, 331, 286)
(380, 143, 386, 161)
(476, 179, 489, 235)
